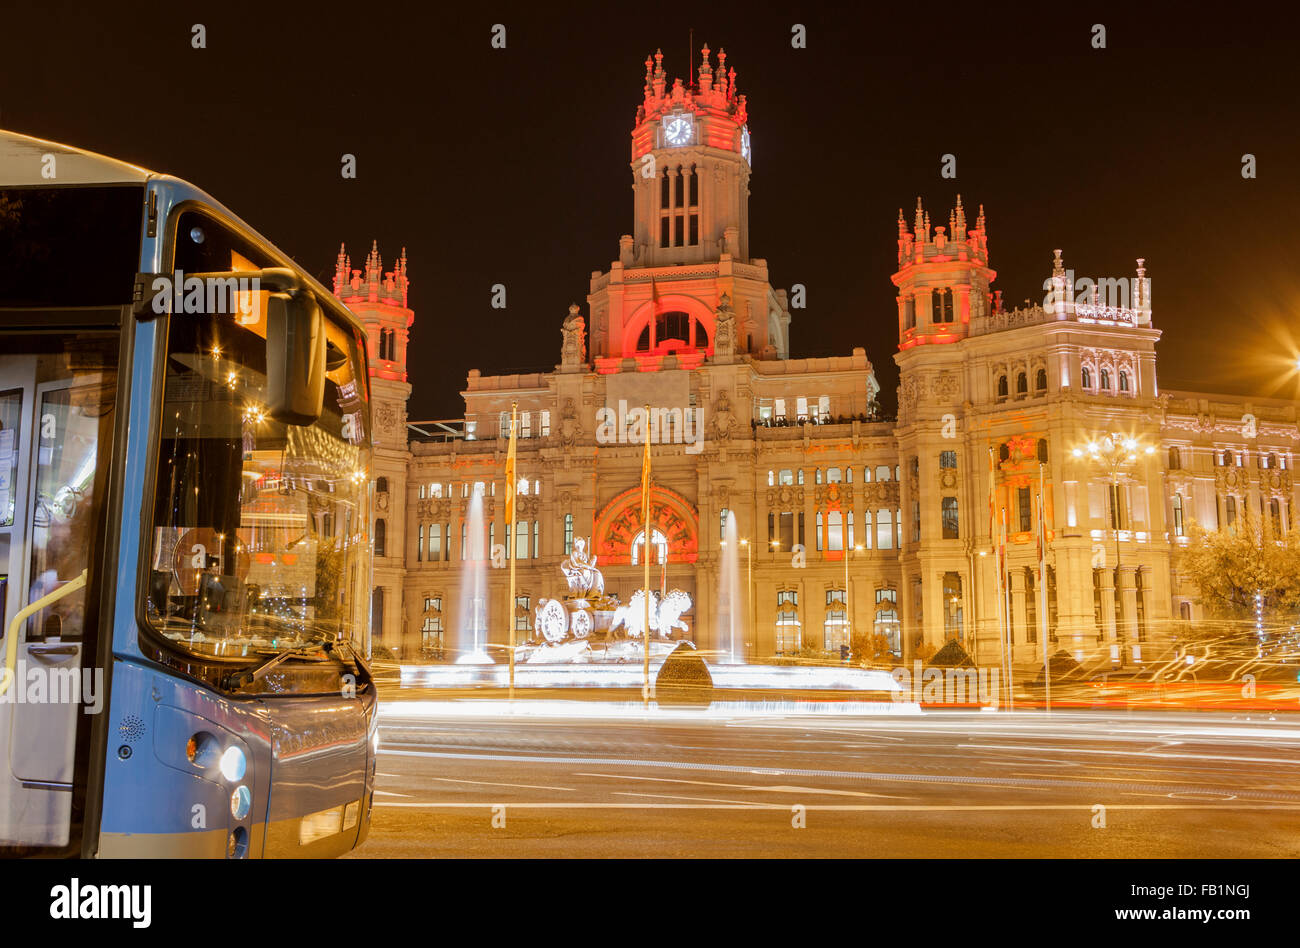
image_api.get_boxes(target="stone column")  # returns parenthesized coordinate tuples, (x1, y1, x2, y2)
(1009, 567, 1027, 666)
(1117, 565, 1139, 664)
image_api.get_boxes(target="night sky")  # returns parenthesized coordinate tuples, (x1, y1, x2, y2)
(5, 2, 1299, 418)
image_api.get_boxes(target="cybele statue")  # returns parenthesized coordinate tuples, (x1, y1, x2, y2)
(524, 536, 694, 663)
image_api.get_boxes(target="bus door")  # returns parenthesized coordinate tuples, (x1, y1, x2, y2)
(10, 379, 87, 787)
(0, 336, 118, 851)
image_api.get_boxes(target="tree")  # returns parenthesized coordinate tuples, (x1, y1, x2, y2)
(1178, 508, 1300, 623)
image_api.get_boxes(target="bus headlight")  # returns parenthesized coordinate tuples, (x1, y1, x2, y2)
(230, 785, 252, 821)
(220, 746, 246, 782)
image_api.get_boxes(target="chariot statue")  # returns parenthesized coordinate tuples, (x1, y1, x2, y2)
(560, 536, 604, 597)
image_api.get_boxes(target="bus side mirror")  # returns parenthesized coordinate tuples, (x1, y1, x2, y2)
(266, 289, 325, 426)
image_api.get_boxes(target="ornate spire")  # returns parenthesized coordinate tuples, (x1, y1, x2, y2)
(954, 194, 966, 236)
(913, 197, 924, 236)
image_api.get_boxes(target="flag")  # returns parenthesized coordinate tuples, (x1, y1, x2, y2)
(641, 407, 652, 529)
(504, 404, 518, 526)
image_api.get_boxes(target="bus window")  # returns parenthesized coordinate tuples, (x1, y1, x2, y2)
(144, 212, 371, 661)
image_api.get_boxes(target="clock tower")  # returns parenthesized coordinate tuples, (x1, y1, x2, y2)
(630, 45, 751, 268)
(585, 46, 788, 363)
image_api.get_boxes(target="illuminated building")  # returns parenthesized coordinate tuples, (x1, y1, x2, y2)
(346, 48, 1300, 668)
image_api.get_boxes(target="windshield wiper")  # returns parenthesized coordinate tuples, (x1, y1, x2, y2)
(223, 641, 333, 691)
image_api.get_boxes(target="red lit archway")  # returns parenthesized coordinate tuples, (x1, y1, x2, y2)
(620, 294, 716, 358)
(594, 485, 699, 565)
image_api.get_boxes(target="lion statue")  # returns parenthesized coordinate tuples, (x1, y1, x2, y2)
(609, 588, 692, 640)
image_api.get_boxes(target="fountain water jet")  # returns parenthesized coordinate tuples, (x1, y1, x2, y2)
(718, 510, 743, 664)
(455, 488, 492, 663)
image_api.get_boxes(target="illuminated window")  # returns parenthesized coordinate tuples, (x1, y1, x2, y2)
(876, 509, 893, 550)
(422, 597, 443, 650)
(563, 513, 574, 555)
(941, 497, 959, 539)
(997, 375, 1008, 400)
(1035, 368, 1047, 393)
(939, 450, 957, 469)
(515, 595, 531, 632)
(827, 510, 843, 551)
(827, 467, 842, 483)
(824, 588, 847, 651)
(775, 590, 800, 653)
(1172, 493, 1184, 537)
(1081, 366, 1092, 388)
(374, 518, 387, 558)
(631, 528, 668, 565)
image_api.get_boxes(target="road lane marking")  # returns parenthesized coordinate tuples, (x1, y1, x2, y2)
(378, 745, 1300, 801)
(427, 776, 577, 792)
(958, 742, 1300, 766)
(574, 771, 907, 799)
(373, 801, 1300, 811)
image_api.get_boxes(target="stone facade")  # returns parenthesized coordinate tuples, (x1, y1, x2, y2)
(346, 49, 1300, 669)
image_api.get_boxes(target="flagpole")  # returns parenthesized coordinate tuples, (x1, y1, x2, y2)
(506, 402, 518, 701)
(1002, 507, 1014, 712)
(1039, 462, 1051, 713)
(642, 404, 652, 705)
(989, 448, 1007, 709)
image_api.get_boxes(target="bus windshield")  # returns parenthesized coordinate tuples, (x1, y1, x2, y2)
(144, 211, 371, 659)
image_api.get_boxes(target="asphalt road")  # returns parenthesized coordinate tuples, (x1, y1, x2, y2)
(349, 699, 1300, 857)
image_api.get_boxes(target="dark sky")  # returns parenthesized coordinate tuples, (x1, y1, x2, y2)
(5, 1, 1300, 418)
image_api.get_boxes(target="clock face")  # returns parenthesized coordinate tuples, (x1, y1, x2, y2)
(741, 125, 751, 165)
(664, 114, 693, 147)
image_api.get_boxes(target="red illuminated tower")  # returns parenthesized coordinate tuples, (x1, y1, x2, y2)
(333, 241, 412, 652)
(893, 196, 995, 350)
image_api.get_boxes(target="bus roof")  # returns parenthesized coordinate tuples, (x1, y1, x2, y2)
(0, 129, 152, 185)
(0, 129, 368, 340)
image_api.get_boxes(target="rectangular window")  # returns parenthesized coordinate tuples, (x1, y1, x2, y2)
(796, 396, 809, 421)
(779, 511, 794, 551)
(775, 590, 800, 653)
(461, 522, 467, 560)
(516, 520, 528, 560)
(818, 395, 830, 422)
(515, 596, 531, 632)
(520, 411, 532, 439)
(941, 496, 959, 539)
(540, 410, 551, 437)
(940, 450, 957, 469)
(774, 398, 786, 420)
(1019, 486, 1032, 533)
(815, 511, 823, 552)
(533, 520, 540, 559)
(876, 509, 892, 550)
(564, 513, 574, 555)
(429, 522, 442, 562)
(417, 524, 424, 562)
(828, 510, 843, 551)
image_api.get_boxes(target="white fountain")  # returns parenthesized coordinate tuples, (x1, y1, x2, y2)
(718, 510, 742, 664)
(455, 487, 493, 664)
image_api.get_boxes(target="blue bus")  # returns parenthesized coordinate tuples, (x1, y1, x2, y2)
(0, 130, 377, 857)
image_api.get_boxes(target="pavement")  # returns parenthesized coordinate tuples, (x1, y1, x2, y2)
(349, 693, 1300, 857)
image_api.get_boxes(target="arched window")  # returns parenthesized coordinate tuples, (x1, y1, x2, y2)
(1081, 366, 1092, 388)
(797, 469, 805, 485)
(374, 518, 387, 557)
(375, 476, 389, 493)
(815, 468, 824, 485)
(996, 375, 1008, 399)
(1119, 371, 1130, 393)
(635, 310, 709, 353)
(631, 528, 668, 565)
(1035, 368, 1047, 393)
(1016, 372, 1028, 396)
(1037, 438, 1048, 464)
(931, 288, 954, 323)
(1100, 369, 1111, 390)
(767, 470, 775, 487)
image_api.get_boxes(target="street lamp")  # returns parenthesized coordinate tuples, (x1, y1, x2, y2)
(1071, 432, 1155, 667)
